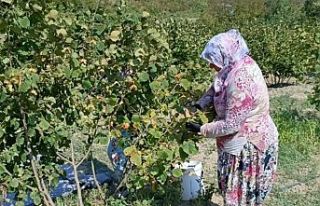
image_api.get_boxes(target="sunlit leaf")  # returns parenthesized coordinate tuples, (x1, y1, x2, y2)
(2, 58, 10, 64)
(172, 168, 183, 178)
(142, 11, 150, 18)
(56, 28, 67, 37)
(131, 152, 142, 166)
(30, 191, 41, 205)
(124, 145, 137, 156)
(39, 118, 50, 131)
(180, 79, 191, 90)
(110, 30, 121, 42)
(10, 178, 19, 188)
(46, 10, 59, 20)
(32, 4, 42, 11)
(138, 72, 149, 82)
(1, 0, 13, 4)
(182, 140, 197, 155)
(18, 17, 30, 29)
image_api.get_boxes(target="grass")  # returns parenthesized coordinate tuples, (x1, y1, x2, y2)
(265, 95, 320, 206)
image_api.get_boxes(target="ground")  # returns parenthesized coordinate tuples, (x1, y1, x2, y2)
(191, 84, 320, 206)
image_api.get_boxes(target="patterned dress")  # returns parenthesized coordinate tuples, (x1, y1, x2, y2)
(197, 29, 279, 206)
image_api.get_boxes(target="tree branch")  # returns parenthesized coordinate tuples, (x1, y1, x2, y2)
(19, 105, 55, 206)
(90, 159, 104, 200)
(71, 139, 84, 206)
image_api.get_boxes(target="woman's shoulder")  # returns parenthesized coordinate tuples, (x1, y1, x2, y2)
(226, 57, 261, 85)
(236, 57, 261, 76)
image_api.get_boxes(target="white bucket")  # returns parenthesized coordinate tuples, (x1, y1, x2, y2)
(180, 161, 204, 201)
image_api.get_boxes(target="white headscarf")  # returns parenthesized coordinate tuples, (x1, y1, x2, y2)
(200, 29, 250, 92)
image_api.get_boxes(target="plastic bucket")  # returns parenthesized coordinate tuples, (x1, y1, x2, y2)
(180, 161, 204, 201)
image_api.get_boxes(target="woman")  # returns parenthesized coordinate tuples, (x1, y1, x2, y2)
(186, 29, 279, 206)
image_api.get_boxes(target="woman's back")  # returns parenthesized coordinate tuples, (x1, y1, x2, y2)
(221, 56, 278, 152)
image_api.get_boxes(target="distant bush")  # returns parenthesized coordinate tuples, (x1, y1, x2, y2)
(305, 0, 320, 18)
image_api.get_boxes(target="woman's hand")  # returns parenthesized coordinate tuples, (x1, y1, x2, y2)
(185, 122, 201, 133)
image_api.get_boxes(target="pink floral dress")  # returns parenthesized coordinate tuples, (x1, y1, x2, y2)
(197, 29, 279, 206)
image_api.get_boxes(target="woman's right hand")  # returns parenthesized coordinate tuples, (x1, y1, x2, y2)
(185, 122, 201, 133)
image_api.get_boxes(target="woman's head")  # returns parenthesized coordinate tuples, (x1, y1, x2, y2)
(200, 29, 249, 71)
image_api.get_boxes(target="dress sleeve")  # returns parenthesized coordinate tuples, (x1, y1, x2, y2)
(196, 83, 215, 109)
(200, 68, 254, 138)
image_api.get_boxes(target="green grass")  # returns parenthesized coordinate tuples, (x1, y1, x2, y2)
(265, 95, 320, 206)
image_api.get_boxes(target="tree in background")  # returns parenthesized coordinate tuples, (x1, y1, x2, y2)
(304, 0, 320, 18)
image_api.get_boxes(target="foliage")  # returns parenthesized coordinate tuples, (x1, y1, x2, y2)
(310, 76, 320, 110)
(244, 21, 320, 84)
(0, 0, 211, 204)
(0, 0, 320, 205)
(304, 0, 320, 18)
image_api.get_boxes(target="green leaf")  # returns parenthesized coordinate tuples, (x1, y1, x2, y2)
(98, 136, 109, 145)
(10, 178, 19, 188)
(27, 128, 36, 137)
(149, 128, 162, 139)
(150, 64, 157, 73)
(157, 173, 168, 185)
(16, 202, 24, 206)
(0, 164, 5, 175)
(131, 114, 140, 123)
(180, 79, 191, 90)
(0, 126, 4, 138)
(96, 42, 105, 51)
(64, 17, 73, 26)
(157, 149, 173, 161)
(82, 80, 92, 90)
(1, 0, 13, 4)
(150, 167, 159, 176)
(157, 150, 168, 160)
(19, 81, 32, 93)
(172, 168, 183, 178)
(182, 140, 197, 155)
(199, 112, 208, 124)
(66, 37, 73, 43)
(96, 25, 106, 35)
(39, 118, 50, 131)
(56, 28, 67, 37)
(18, 17, 30, 29)
(32, 4, 43, 11)
(16, 137, 24, 146)
(30, 191, 41, 205)
(0, 33, 7, 45)
(110, 30, 121, 42)
(124, 145, 137, 156)
(165, 149, 174, 161)
(134, 48, 145, 57)
(168, 66, 178, 76)
(46, 10, 59, 20)
(138, 72, 149, 82)
(2, 58, 10, 64)
(150, 81, 161, 92)
(142, 11, 150, 18)
(18, 50, 30, 56)
(130, 152, 142, 166)
(44, 97, 56, 105)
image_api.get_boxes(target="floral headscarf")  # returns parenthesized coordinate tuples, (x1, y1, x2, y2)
(200, 29, 250, 92)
